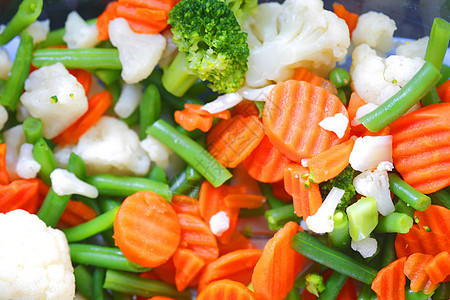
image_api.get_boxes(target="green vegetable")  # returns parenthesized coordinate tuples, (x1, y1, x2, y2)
(93, 268, 110, 300)
(429, 187, 450, 209)
(388, 173, 431, 211)
(95, 69, 122, 86)
(374, 212, 413, 234)
(259, 182, 285, 209)
(328, 210, 350, 252)
(357, 284, 377, 300)
(319, 165, 356, 210)
(22, 117, 43, 144)
(380, 234, 397, 268)
(32, 138, 57, 186)
(169, 165, 203, 195)
(139, 84, 161, 140)
(147, 166, 168, 184)
(305, 273, 325, 297)
(424, 18, 450, 71)
(317, 271, 347, 300)
(221, 0, 257, 25)
(405, 287, 434, 300)
(329, 68, 350, 88)
(394, 199, 415, 218)
(346, 197, 378, 241)
(74, 265, 94, 299)
(265, 204, 300, 231)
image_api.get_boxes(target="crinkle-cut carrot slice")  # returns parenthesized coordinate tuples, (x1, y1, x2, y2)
(0, 143, 10, 185)
(173, 248, 205, 292)
(218, 231, 254, 256)
(271, 180, 292, 202)
(371, 257, 406, 300)
(197, 279, 256, 300)
(171, 194, 200, 217)
(425, 251, 450, 284)
(395, 225, 450, 258)
(231, 100, 260, 117)
(333, 3, 359, 37)
(414, 204, 450, 238)
(404, 253, 439, 294)
(292, 68, 337, 94)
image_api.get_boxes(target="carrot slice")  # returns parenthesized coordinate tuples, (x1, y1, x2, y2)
(68, 69, 92, 96)
(307, 138, 355, 183)
(207, 114, 264, 168)
(0, 144, 10, 185)
(218, 231, 254, 256)
(153, 258, 176, 285)
(53, 90, 113, 146)
(371, 257, 406, 300)
(333, 3, 359, 37)
(242, 135, 292, 183)
(223, 194, 265, 209)
(174, 108, 213, 132)
(177, 213, 219, 263)
(390, 103, 450, 194)
(171, 194, 200, 217)
(198, 248, 262, 292)
(404, 253, 439, 294)
(251, 221, 304, 300)
(97, 2, 119, 41)
(425, 251, 450, 284)
(395, 225, 450, 258)
(230, 164, 262, 196)
(57, 200, 98, 228)
(414, 204, 450, 238)
(263, 80, 350, 162)
(173, 248, 205, 292)
(437, 79, 450, 102)
(184, 104, 231, 120)
(283, 163, 322, 218)
(119, 0, 172, 12)
(197, 279, 256, 300)
(271, 180, 292, 202)
(113, 190, 181, 268)
(292, 68, 337, 94)
(0, 179, 40, 214)
(231, 100, 260, 117)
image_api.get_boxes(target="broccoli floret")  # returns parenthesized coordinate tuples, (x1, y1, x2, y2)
(222, 0, 258, 25)
(319, 165, 356, 210)
(305, 273, 325, 297)
(162, 0, 249, 96)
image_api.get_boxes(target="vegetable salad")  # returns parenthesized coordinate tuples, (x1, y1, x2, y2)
(0, 0, 449, 299)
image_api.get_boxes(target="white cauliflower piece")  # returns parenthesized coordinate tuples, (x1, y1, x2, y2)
(50, 168, 98, 198)
(109, 18, 166, 84)
(16, 143, 41, 179)
(377, 161, 394, 172)
(53, 145, 76, 169)
(158, 29, 178, 69)
(16, 104, 31, 123)
(4, 125, 25, 180)
(63, 11, 99, 49)
(306, 187, 345, 234)
(242, 0, 350, 87)
(351, 236, 377, 258)
(396, 36, 429, 59)
(0, 104, 8, 130)
(209, 211, 230, 236)
(140, 135, 171, 170)
(318, 113, 349, 139)
(351, 103, 378, 126)
(0, 210, 75, 300)
(350, 44, 425, 105)
(349, 135, 392, 172)
(20, 63, 88, 139)
(0, 48, 12, 79)
(237, 85, 276, 101)
(201, 93, 243, 114)
(352, 11, 396, 53)
(73, 116, 150, 176)
(114, 83, 143, 119)
(25, 19, 50, 45)
(353, 169, 394, 216)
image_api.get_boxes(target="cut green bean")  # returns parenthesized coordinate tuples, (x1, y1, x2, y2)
(265, 204, 300, 231)
(175, 124, 204, 139)
(375, 212, 413, 234)
(74, 265, 94, 299)
(139, 84, 161, 140)
(103, 269, 191, 299)
(32, 138, 57, 186)
(380, 234, 397, 268)
(69, 244, 151, 273)
(259, 183, 285, 209)
(0, 0, 43, 45)
(357, 284, 377, 300)
(394, 199, 415, 218)
(437, 64, 450, 86)
(67, 152, 87, 180)
(121, 107, 139, 127)
(328, 210, 350, 252)
(317, 271, 347, 300)
(22, 117, 43, 144)
(425, 18, 450, 71)
(389, 173, 431, 211)
(86, 174, 171, 201)
(146, 119, 232, 187)
(405, 287, 434, 300)
(429, 188, 450, 209)
(433, 281, 450, 299)
(147, 166, 168, 184)
(32, 48, 122, 69)
(95, 69, 122, 86)
(358, 61, 441, 132)
(187, 183, 201, 199)
(0, 31, 33, 111)
(329, 68, 350, 88)
(170, 165, 203, 195)
(283, 287, 301, 300)
(421, 86, 441, 106)
(37, 189, 70, 227)
(291, 231, 378, 285)
(93, 268, 109, 300)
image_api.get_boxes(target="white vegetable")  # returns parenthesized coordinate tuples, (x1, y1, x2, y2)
(20, 63, 88, 139)
(351, 103, 378, 126)
(242, 0, 350, 87)
(396, 36, 429, 59)
(349, 135, 392, 172)
(4, 125, 25, 180)
(114, 83, 143, 118)
(63, 11, 99, 49)
(305, 187, 345, 234)
(16, 143, 41, 179)
(237, 85, 276, 101)
(318, 113, 348, 139)
(352, 11, 397, 53)
(109, 18, 166, 84)
(158, 29, 178, 69)
(53, 146, 75, 169)
(209, 211, 230, 236)
(0, 48, 12, 79)
(377, 161, 394, 172)
(201, 93, 243, 114)
(25, 19, 50, 45)
(0, 104, 8, 130)
(140, 135, 171, 170)
(351, 236, 378, 258)
(353, 169, 394, 216)
(50, 168, 98, 198)
(15, 103, 31, 123)
(0, 210, 75, 300)
(73, 116, 150, 176)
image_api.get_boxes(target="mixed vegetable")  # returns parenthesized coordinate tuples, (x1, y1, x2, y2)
(0, 0, 449, 299)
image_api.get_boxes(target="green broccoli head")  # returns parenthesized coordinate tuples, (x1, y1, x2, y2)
(319, 165, 356, 210)
(305, 273, 325, 297)
(222, 0, 258, 25)
(168, 0, 249, 94)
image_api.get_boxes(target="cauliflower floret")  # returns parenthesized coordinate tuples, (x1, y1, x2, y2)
(353, 169, 394, 216)
(114, 83, 143, 119)
(25, 19, 50, 45)
(109, 18, 166, 84)
(73, 116, 150, 176)
(50, 168, 98, 198)
(349, 135, 392, 172)
(318, 113, 349, 139)
(306, 187, 345, 234)
(20, 63, 88, 139)
(352, 11, 397, 53)
(4, 125, 25, 180)
(0, 104, 8, 130)
(16, 143, 41, 179)
(53, 145, 75, 169)
(209, 211, 230, 236)
(140, 135, 172, 170)
(63, 11, 99, 49)
(350, 44, 425, 105)
(396, 36, 429, 59)
(0, 210, 75, 300)
(351, 236, 377, 258)
(0, 48, 12, 79)
(242, 0, 350, 88)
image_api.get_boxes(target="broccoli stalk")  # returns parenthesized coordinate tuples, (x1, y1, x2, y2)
(319, 165, 356, 210)
(305, 273, 325, 297)
(222, 0, 258, 25)
(162, 0, 250, 97)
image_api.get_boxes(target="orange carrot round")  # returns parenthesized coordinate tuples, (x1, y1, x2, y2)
(113, 190, 181, 268)
(414, 204, 450, 238)
(173, 248, 205, 292)
(292, 67, 337, 94)
(218, 231, 254, 256)
(371, 257, 406, 300)
(395, 225, 449, 258)
(171, 194, 201, 217)
(197, 279, 256, 300)
(404, 253, 439, 294)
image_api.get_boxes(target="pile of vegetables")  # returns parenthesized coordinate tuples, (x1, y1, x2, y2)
(0, 0, 449, 299)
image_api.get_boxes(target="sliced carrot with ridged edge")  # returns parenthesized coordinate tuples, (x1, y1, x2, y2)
(231, 100, 260, 117)
(263, 80, 350, 162)
(197, 279, 256, 300)
(177, 213, 219, 263)
(251, 222, 304, 300)
(173, 248, 205, 292)
(219, 231, 254, 256)
(230, 164, 262, 196)
(223, 194, 265, 209)
(148, 297, 176, 300)
(395, 225, 450, 258)
(243, 135, 292, 183)
(113, 190, 181, 268)
(333, 3, 359, 37)
(283, 163, 322, 218)
(371, 257, 406, 300)
(292, 68, 337, 94)
(0, 144, 10, 185)
(58, 200, 98, 228)
(207, 114, 264, 168)
(171, 194, 200, 217)
(198, 248, 262, 292)
(414, 204, 450, 237)
(404, 253, 439, 294)
(390, 103, 450, 194)
(425, 251, 450, 284)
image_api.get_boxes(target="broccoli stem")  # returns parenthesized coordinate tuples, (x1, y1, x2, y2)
(22, 117, 43, 144)
(317, 271, 347, 300)
(161, 52, 198, 97)
(74, 265, 94, 299)
(346, 197, 378, 241)
(328, 210, 350, 252)
(388, 173, 431, 211)
(265, 204, 300, 231)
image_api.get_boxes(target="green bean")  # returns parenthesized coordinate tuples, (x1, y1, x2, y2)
(394, 199, 415, 218)
(139, 84, 161, 140)
(317, 271, 347, 300)
(259, 182, 285, 209)
(425, 18, 450, 71)
(358, 61, 441, 132)
(357, 284, 377, 300)
(421, 86, 441, 106)
(99, 199, 121, 247)
(67, 152, 87, 180)
(93, 268, 110, 300)
(147, 166, 168, 183)
(32, 48, 122, 69)
(74, 265, 94, 299)
(239, 205, 266, 218)
(329, 68, 350, 88)
(375, 212, 413, 234)
(175, 124, 204, 139)
(336, 88, 349, 106)
(103, 269, 191, 299)
(121, 107, 139, 127)
(265, 204, 300, 231)
(146, 119, 232, 187)
(95, 69, 122, 86)
(170, 165, 203, 195)
(0, 32, 33, 111)
(22, 117, 43, 144)
(429, 188, 450, 209)
(380, 233, 397, 268)
(0, 0, 42, 45)
(283, 288, 301, 300)
(405, 287, 434, 300)
(37, 189, 70, 227)
(187, 183, 201, 199)
(328, 210, 350, 252)
(389, 173, 431, 211)
(69, 244, 151, 273)
(32, 138, 57, 186)
(291, 231, 378, 285)
(437, 64, 450, 86)
(433, 281, 450, 299)
(107, 81, 122, 104)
